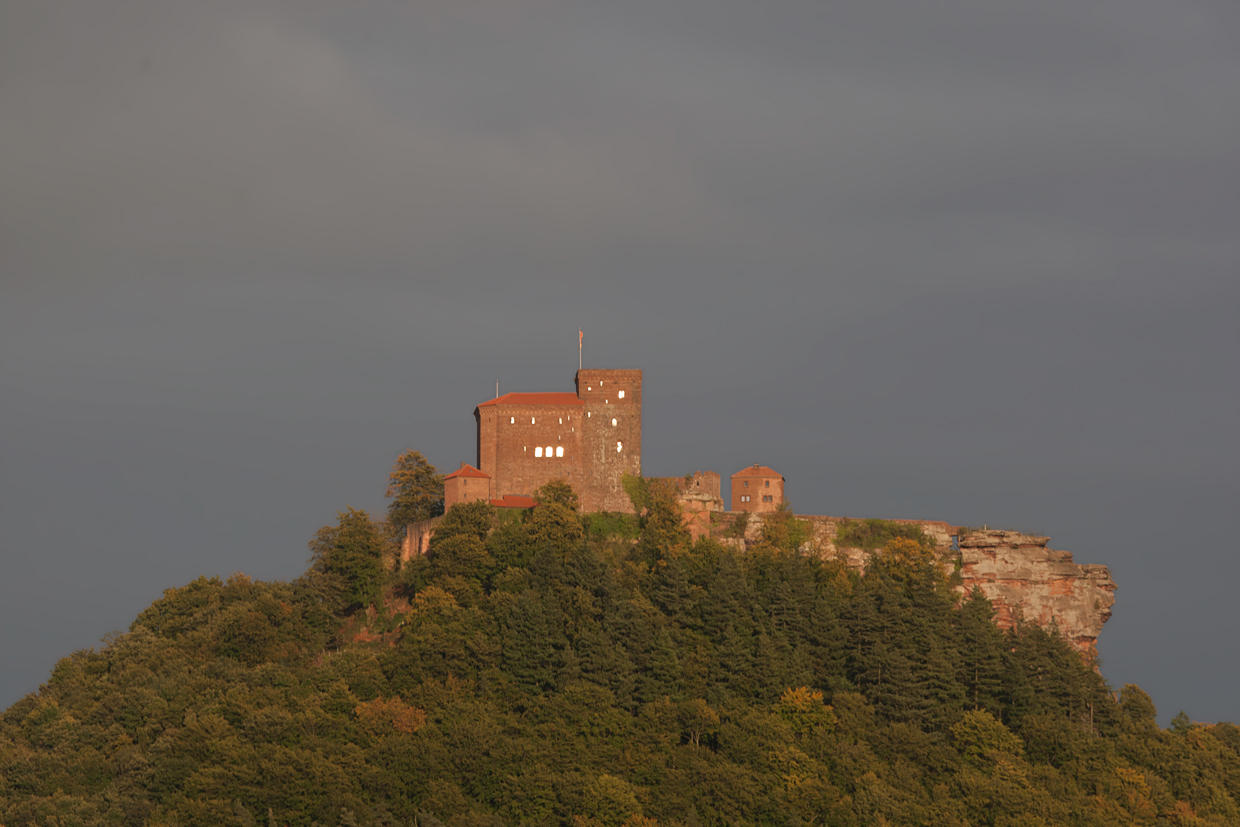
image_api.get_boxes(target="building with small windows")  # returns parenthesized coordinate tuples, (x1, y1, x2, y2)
(730, 464, 785, 512)
(473, 369, 642, 513)
(443, 463, 491, 509)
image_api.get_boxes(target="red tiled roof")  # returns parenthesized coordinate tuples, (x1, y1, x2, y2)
(732, 464, 784, 479)
(476, 392, 583, 409)
(491, 495, 536, 509)
(444, 464, 490, 480)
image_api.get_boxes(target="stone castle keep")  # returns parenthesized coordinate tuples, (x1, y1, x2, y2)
(461, 368, 643, 513)
(408, 367, 1117, 658)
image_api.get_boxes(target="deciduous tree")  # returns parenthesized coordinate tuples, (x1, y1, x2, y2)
(309, 507, 386, 610)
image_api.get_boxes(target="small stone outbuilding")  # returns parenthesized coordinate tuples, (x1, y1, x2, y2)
(730, 464, 785, 512)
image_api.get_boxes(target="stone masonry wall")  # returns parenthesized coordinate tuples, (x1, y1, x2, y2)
(576, 369, 641, 513)
(401, 516, 443, 561)
(479, 402, 585, 500)
(661, 471, 724, 543)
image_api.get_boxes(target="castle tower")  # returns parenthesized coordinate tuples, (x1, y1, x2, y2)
(730, 464, 784, 513)
(575, 368, 642, 512)
(443, 463, 491, 510)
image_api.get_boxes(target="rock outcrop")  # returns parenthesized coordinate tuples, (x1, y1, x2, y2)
(710, 511, 1116, 660)
(955, 529, 1116, 658)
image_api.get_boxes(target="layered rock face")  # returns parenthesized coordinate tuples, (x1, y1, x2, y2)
(955, 529, 1116, 658)
(709, 512, 1116, 660)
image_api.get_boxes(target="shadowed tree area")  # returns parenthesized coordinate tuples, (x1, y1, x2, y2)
(3, 479, 1238, 826)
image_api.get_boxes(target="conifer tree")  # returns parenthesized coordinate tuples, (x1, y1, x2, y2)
(957, 588, 1010, 719)
(385, 450, 444, 529)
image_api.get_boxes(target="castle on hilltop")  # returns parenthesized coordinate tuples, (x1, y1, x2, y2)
(403, 365, 1117, 660)
(441, 368, 787, 520)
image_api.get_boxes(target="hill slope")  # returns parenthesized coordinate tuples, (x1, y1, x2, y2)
(2, 496, 1236, 827)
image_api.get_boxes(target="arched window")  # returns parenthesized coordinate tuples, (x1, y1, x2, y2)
(616, 441, 623, 452)
(535, 447, 543, 457)
(618, 390, 625, 399)
(546, 446, 553, 457)
(611, 418, 617, 426)
(556, 446, 564, 457)
(531, 417, 536, 424)
(510, 417, 515, 424)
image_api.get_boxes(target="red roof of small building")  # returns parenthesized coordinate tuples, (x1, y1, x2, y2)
(476, 392, 583, 409)
(444, 464, 490, 480)
(491, 495, 537, 509)
(731, 464, 784, 479)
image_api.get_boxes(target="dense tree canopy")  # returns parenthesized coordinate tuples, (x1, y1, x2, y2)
(3, 480, 1237, 827)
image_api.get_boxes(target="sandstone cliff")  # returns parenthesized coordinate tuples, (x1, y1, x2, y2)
(954, 529, 1116, 658)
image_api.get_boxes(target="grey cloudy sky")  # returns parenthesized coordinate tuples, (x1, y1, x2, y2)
(2, 0, 1238, 724)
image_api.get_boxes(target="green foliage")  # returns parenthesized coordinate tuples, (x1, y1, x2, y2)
(386, 450, 445, 529)
(633, 477, 690, 561)
(535, 478, 580, 510)
(952, 709, 1025, 763)
(836, 517, 934, 551)
(1120, 683, 1159, 729)
(584, 512, 641, 541)
(5, 496, 1237, 827)
(620, 473, 648, 513)
(430, 500, 495, 549)
(527, 501, 585, 555)
(757, 501, 812, 552)
(725, 510, 750, 538)
(310, 508, 387, 611)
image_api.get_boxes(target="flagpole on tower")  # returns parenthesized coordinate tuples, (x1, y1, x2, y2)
(578, 328, 583, 371)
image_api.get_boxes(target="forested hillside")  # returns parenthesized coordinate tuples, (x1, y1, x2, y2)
(3, 478, 1237, 827)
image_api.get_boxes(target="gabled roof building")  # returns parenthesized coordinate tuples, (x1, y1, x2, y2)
(730, 464, 785, 513)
